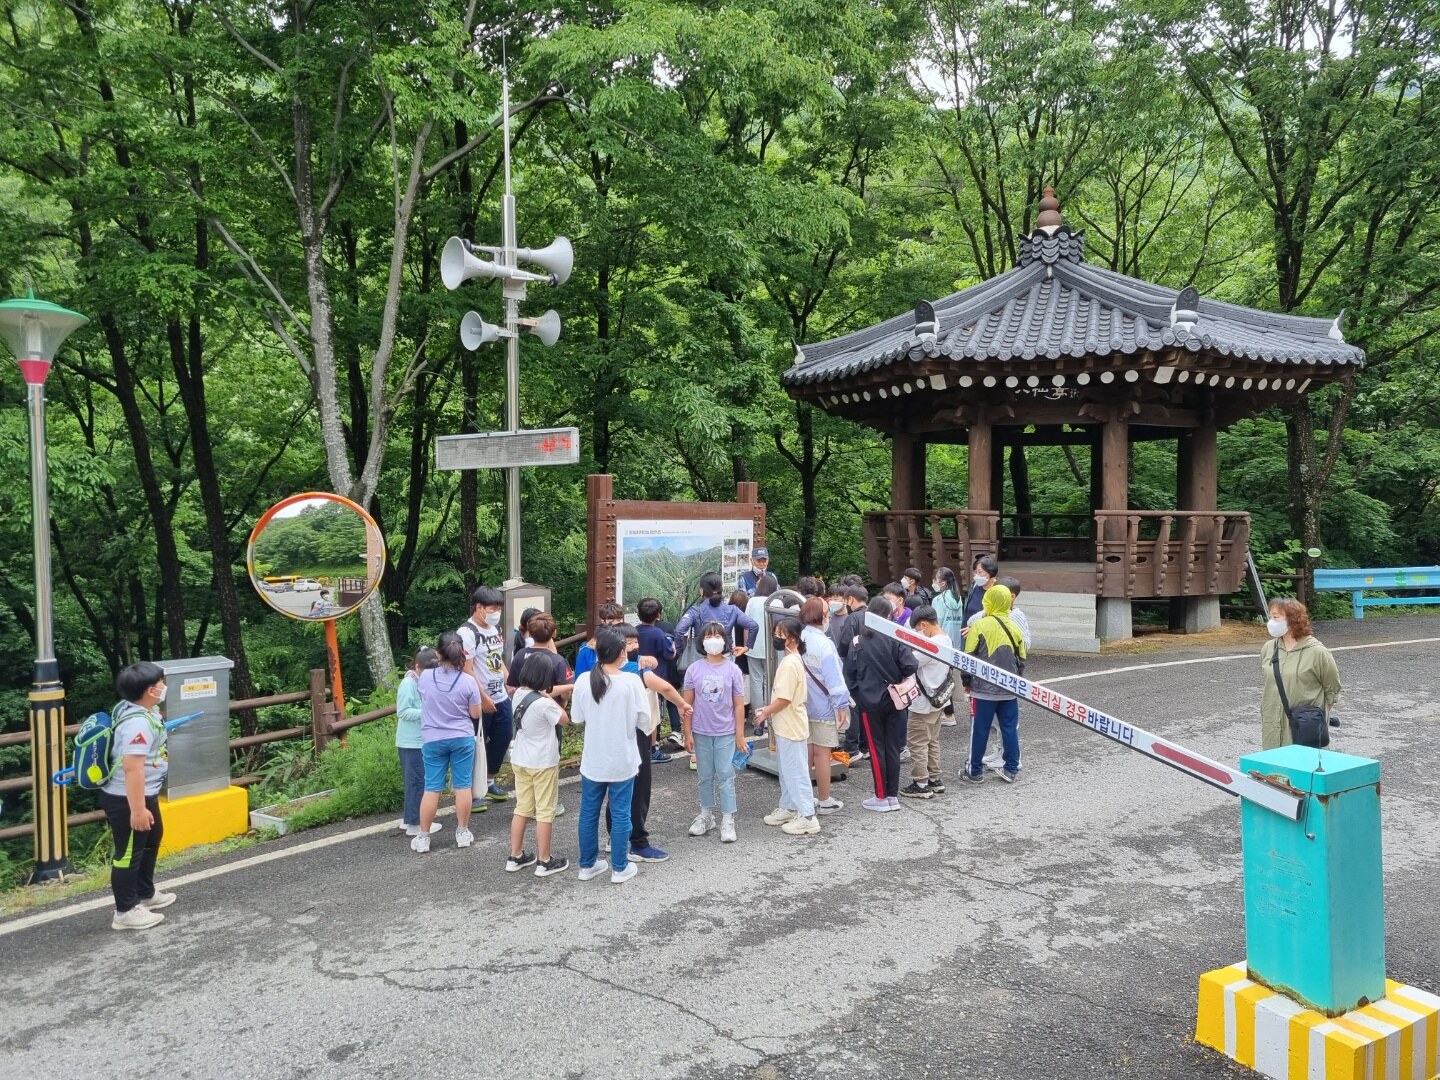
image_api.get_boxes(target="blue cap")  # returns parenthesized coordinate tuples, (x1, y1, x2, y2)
(753, 547, 769, 559)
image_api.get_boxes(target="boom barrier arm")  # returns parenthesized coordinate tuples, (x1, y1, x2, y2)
(862, 613, 1303, 821)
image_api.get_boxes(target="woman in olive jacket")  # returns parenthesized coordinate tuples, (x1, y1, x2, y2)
(843, 596, 920, 811)
(1259, 597, 1341, 750)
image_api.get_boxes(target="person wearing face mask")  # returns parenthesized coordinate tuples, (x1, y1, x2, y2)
(963, 555, 999, 632)
(835, 584, 872, 763)
(900, 567, 931, 611)
(882, 583, 911, 627)
(1259, 597, 1341, 750)
(797, 597, 849, 814)
(682, 621, 747, 842)
(459, 586, 514, 805)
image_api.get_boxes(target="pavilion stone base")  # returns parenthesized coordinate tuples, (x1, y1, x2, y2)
(1181, 595, 1222, 634)
(1023, 591, 1100, 653)
(1096, 597, 1133, 642)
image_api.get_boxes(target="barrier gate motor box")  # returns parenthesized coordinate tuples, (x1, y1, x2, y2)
(159, 655, 234, 799)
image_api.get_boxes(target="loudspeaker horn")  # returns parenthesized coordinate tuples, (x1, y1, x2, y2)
(459, 311, 501, 350)
(527, 309, 561, 347)
(518, 237, 573, 286)
(441, 236, 507, 291)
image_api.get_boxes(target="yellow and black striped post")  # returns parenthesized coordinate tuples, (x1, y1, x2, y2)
(28, 666, 69, 882)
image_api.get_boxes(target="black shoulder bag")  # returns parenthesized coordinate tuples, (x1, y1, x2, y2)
(1270, 644, 1329, 749)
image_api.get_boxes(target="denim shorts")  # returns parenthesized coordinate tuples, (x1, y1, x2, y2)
(422, 737, 476, 793)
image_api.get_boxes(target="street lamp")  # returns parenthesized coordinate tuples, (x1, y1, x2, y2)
(0, 289, 88, 883)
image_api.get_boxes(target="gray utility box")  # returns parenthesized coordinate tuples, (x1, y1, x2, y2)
(159, 656, 235, 799)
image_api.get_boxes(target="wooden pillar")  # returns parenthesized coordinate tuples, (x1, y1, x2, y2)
(890, 433, 926, 511)
(967, 421, 992, 512)
(1190, 414, 1218, 512)
(990, 430, 1006, 519)
(1101, 419, 1129, 541)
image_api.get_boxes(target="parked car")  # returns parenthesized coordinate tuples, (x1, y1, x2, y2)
(293, 579, 322, 592)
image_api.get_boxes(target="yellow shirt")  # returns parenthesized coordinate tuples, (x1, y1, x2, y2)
(768, 651, 810, 742)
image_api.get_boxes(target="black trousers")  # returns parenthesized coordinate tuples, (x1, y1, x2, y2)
(99, 790, 163, 913)
(859, 701, 907, 800)
(606, 728, 652, 849)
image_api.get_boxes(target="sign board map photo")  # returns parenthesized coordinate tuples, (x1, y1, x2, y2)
(616, 519, 754, 614)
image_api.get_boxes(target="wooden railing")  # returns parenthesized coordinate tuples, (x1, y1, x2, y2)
(862, 509, 1000, 582)
(0, 669, 391, 843)
(1093, 511, 1251, 598)
(862, 508, 1251, 599)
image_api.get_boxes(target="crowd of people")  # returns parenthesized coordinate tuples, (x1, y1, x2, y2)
(389, 556, 1034, 883)
(97, 555, 1344, 925)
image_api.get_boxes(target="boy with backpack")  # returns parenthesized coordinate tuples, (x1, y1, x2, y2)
(98, 661, 175, 930)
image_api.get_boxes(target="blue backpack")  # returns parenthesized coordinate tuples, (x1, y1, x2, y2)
(73, 702, 133, 790)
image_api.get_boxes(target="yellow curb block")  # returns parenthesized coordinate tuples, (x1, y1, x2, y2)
(157, 786, 250, 857)
(1197, 963, 1440, 1079)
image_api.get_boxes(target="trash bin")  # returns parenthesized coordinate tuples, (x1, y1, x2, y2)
(158, 656, 235, 799)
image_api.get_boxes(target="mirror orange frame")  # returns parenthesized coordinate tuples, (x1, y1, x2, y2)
(245, 492, 387, 623)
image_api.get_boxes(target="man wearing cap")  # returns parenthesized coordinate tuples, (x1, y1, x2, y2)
(739, 547, 774, 596)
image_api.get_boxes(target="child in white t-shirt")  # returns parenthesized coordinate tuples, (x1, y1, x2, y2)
(507, 653, 570, 878)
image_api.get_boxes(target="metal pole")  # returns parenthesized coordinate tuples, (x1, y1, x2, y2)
(501, 74, 523, 584)
(24, 378, 70, 881)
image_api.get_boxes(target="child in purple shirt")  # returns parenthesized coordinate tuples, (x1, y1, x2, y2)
(682, 621, 747, 844)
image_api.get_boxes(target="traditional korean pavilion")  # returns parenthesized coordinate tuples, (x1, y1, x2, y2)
(780, 189, 1364, 649)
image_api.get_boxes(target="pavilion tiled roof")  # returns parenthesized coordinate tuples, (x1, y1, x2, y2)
(782, 225, 1364, 390)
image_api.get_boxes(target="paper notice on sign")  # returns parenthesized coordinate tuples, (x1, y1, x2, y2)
(180, 677, 218, 701)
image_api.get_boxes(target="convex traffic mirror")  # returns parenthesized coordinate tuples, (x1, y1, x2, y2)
(246, 493, 386, 621)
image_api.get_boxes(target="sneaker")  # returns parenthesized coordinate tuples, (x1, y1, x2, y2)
(689, 811, 716, 837)
(848, 750, 869, 765)
(535, 856, 570, 878)
(650, 747, 673, 764)
(861, 796, 894, 813)
(719, 813, 737, 843)
(404, 822, 444, 837)
(928, 777, 947, 794)
(506, 850, 537, 873)
(578, 862, 608, 881)
(663, 732, 685, 751)
(112, 907, 164, 931)
(411, 833, 431, 853)
(940, 711, 958, 727)
(999, 769, 1020, 784)
(899, 746, 912, 762)
(629, 845, 669, 863)
(140, 890, 177, 910)
(486, 782, 511, 801)
(611, 862, 638, 884)
(781, 815, 821, 836)
(982, 751, 1003, 771)
(887, 796, 900, 809)
(816, 797, 844, 815)
(959, 770, 984, 784)
(469, 801, 489, 813)
(900, 782, 933, 800)
(454, 826, 474, 848)
(763, 807, 796, 826)
(554, 802, 566, 817)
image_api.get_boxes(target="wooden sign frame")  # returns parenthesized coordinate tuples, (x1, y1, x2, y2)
(585, 475, 766, 631)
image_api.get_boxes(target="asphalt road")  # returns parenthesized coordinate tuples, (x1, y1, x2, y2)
(4, 616, 1439, 1080)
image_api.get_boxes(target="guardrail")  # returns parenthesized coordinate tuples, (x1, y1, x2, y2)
(1315, 566, 1440, 619)
(0, 669, 395, 843)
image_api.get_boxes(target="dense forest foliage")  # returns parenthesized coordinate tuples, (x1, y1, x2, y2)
(0, 0, 1436, 728)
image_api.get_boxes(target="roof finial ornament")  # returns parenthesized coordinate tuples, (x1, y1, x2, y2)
(914, 299, 939, 342)
(1036, 186, 1062, 230)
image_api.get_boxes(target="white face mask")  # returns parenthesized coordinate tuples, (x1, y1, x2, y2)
(933, 581, 944, 593)
(828, 600, 844, 615)
(484, 611, 501, 627)
(703, 637, 726, 656)
(1266, 618, 1288, 639)
(973, 573, 989, 587)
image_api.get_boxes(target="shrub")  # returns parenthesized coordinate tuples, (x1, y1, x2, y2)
(282, 718, 405, 831)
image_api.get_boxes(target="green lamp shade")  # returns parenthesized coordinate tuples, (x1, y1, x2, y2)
(0, 295, 89, 362)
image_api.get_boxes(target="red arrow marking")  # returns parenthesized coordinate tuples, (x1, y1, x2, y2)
(897, 627, 940, 654)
